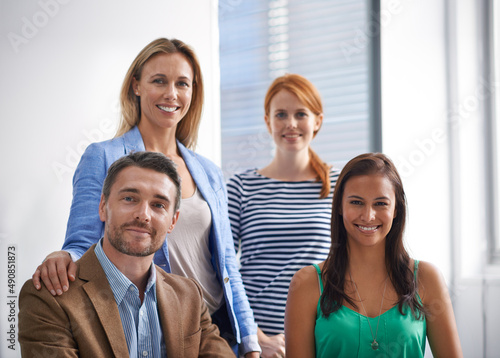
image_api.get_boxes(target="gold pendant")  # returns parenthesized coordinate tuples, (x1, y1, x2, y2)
(371, 340, 379, 350)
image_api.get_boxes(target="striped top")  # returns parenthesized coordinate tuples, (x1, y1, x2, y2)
(227, 168, 339, 334)
(95, 240, 166, 358)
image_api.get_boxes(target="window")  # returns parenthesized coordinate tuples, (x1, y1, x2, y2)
(488, 0, 500, 263)
(218, 0, 380, 178)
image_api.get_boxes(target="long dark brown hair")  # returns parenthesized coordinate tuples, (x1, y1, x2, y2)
(320, 153, 424, 319)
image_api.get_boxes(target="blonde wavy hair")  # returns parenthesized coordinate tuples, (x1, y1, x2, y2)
(116, 38, 204, 150)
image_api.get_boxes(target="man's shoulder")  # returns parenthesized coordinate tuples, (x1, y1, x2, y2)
(20, 247, 104, 305)
(19, 273, 88, 307)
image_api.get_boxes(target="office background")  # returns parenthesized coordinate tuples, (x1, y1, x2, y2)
(1, 0, 498, 356)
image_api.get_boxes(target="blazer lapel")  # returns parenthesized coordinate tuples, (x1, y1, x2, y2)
(177, 142, 218, 218)
(122, 126, 146, 153)
(178, 142, 226, 271)
(157, 272, 183, 357)
(79, 247, 129, 357)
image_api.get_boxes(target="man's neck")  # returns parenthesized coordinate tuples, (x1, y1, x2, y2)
(101, 239, 153, 300)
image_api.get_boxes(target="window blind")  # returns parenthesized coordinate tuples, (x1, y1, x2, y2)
(219, 0, 375, 178)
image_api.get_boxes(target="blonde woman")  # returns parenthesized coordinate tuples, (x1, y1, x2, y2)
(32, 38, 260, 357)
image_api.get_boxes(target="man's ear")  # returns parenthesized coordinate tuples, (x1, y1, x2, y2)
(167, 211, 180, 233)
(98, 194, 107, 223)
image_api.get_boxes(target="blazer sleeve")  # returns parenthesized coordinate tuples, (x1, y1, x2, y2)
(179, 147, 259, 354)
(18, 280, 79, 358)
(62, 143, 108, 259)
(218, 171, 259, 354)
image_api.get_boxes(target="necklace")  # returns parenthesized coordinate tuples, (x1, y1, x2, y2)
(349, 272, 388, 351)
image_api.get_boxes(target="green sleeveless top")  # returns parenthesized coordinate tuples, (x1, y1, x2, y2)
(313, 262, 426, 358)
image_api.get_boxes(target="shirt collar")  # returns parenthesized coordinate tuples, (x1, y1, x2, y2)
(94, 239, 157, 305)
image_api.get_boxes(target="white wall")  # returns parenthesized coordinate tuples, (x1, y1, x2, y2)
(381, 0, 500, 356)
(0, 1, 219, 356)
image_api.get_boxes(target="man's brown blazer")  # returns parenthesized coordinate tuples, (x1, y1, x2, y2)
(18, 244, 234, 357)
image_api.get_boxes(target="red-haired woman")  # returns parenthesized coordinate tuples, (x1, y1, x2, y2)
(227, 74, 339, 357)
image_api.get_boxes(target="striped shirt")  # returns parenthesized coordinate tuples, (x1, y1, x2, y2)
(227, 168, 339, 334)
(95, 240, 166, 358)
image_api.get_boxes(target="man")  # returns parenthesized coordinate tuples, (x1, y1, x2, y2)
(18, 151, 234, 357)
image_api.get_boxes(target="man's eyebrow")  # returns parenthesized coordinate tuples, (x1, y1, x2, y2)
(118, 188, 170, 202)
(118, 188, 139, 194)
(154, 194, 170, 203)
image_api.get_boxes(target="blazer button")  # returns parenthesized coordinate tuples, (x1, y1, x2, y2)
(224, 277, 229, 284)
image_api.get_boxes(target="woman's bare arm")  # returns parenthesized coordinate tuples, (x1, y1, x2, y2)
(284, 265, 321, 358)
(419, 261, 462, 358)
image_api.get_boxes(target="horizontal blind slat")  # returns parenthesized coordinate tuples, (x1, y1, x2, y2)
(219, 0, 371, 178)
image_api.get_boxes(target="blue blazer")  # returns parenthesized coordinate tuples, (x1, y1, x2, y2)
(63, 126, 258, 352)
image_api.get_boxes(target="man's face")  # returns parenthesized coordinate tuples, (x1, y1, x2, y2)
(99, 166, 179, 257)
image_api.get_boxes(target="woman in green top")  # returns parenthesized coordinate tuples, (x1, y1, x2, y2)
(285, 153, 462, 357)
